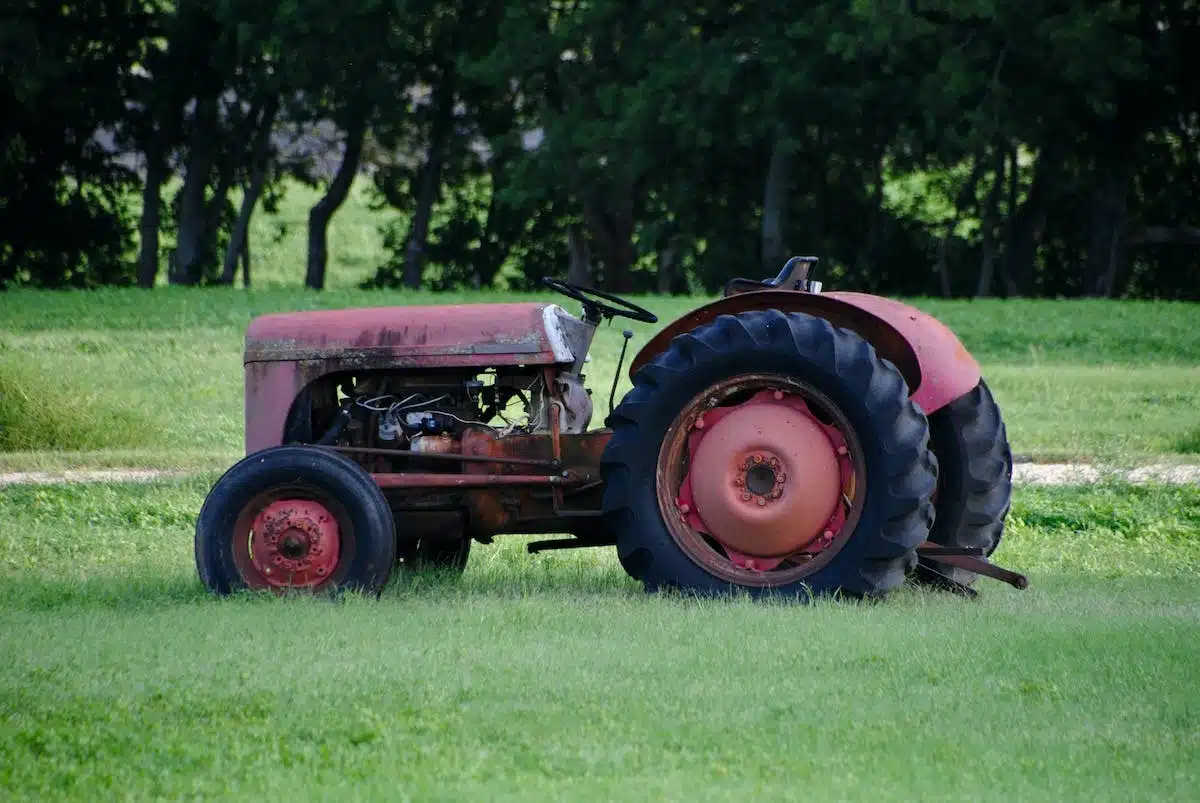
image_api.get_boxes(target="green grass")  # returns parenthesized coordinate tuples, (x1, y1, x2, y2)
(1177, 424, 1200, 455)
(0, 358, 154, 452)
(1, 182, 1198, 467)
(1, 286, 1199, 470)
(0, 479, 1197, 800)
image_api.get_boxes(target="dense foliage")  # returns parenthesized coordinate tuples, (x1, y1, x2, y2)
(2, 0, 1197, 297)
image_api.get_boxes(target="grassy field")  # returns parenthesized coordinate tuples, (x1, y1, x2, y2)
(1, 191, 1198, 798)
(1, 176, 1198, 466)
(1, 287, 1199, 471)
(0, 477, 1197, 800)
(1, 178, 1198, 469)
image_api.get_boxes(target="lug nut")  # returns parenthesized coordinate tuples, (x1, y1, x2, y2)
(741, 492, 752, 501)
(756, 497, 766, 506)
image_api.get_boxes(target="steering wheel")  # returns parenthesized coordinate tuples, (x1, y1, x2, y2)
(542, 278, 659, 324)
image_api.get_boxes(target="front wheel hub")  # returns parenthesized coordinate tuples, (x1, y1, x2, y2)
(250, 499, 340, 588)
(677, 389, 852, 564)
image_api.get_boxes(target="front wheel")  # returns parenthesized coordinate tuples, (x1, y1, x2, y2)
(601, 309, 938, 599)
(195, 446, 396, 595)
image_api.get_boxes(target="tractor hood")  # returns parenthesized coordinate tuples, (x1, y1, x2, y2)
(244, 302, 577, 367)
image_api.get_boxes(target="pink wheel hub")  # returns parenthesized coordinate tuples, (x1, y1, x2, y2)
(676, 389, 853, 570)
(250, 499, 341, 588)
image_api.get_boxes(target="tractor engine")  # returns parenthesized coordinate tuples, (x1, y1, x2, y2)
(339, 370, 542, 459)
(308, 366, 594, 473)
(290, 365, 607, 552)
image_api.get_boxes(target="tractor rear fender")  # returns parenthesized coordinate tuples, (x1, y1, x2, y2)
(628, 290, 980, 415)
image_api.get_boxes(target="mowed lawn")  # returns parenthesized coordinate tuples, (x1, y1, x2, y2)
(0, 477, 1198, 801)
(1, 288, 1199, 470)
(1, 235, 1199, 798)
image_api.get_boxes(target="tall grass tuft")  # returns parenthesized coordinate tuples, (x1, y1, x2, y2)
(1176, 424, 1200, 454)
(0, 358, 153, 452)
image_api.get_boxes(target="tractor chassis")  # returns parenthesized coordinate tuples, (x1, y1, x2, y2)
(320, 379, 1029, 594)
(198, 260, 1028, 600)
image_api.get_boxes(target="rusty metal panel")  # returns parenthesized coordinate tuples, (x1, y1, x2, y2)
(373, 473, 570, 489)
(823, 292, 980, 414)
(627, 290, 980, 415)
(460, 428, 609, 479)
(456, 428, 609, 536)
(244, 360, 304, 455)
(244, 302, 573, 366)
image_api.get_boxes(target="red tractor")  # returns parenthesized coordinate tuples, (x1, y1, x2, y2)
(195, 257, 1026, 600)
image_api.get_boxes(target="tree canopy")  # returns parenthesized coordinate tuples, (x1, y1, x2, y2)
(2, 0, 1197, 298)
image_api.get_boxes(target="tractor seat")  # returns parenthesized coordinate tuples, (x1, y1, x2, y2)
(723, 256, 819, 296)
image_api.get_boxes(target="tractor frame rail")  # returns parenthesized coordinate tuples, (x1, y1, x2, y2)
(915, 540, 1029, 597)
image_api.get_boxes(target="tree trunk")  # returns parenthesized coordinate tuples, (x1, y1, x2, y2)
(581, 194, 636, 293)
(934, 156, 986, 297)
(221, 170, 268, 286)
(975, 149, 1007, 298)
(854, 152, 886, 280)
(1083, 161, 1132, 297)
(761, 123, 795, 274)
(171, 94, 218, 285)
(403, 75, 456, 290)
(241, 230, 251, 287)
(1005, 150, 1055, 296)
(221, 99, 278, 285)
(306, 115, 367, 291)
(657, 235, 683, 294)
(998, 144, 1021, 297)
(567, 224, 592, 287)
(473, 158, 519, 289)
(136, 150, 166, 288)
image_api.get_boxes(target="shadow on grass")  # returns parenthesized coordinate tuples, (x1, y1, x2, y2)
(0, 559, 899, 614)
(0, 559, 641, 614)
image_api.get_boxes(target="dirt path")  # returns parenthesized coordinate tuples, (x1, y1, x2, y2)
(0, 469, 191, 487)
(1, 464, 1198, 488)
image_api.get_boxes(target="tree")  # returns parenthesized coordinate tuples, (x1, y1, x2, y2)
(0, 0, 149, 288)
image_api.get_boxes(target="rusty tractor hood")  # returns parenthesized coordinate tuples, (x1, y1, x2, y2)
(244, 302, 577, 367)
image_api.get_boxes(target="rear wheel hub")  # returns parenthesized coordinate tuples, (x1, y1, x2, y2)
(668, 384, 859, 577)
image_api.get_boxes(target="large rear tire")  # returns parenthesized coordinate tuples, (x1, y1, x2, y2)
(921, 379, 1013, 586)
(601, 309, 938, 599)
(195, 446, 396, 595)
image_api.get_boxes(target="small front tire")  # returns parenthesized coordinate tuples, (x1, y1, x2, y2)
(195, 446, 396, 595)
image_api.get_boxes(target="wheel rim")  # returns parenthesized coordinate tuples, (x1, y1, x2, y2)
(655, 373, 866, 586)
(230, 486, 354, 591)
